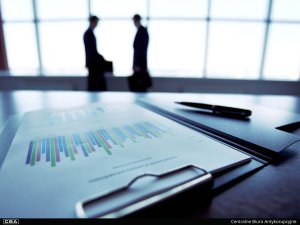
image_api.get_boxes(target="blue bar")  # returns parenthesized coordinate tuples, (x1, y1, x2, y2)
(112, 128, 124, 141)
(26, 141, 33, 164)
(103, 130, 117, 145)
(90, 132, 101, 147)
(144, 125, 160, 137)
(137, 124, 149, 134)
(113, 128, 127, 140)
(76, 134, 83, 145)
(135, 124, 151, 138)
(58, 136, 64, 152)
(99, 129, 109, 140)
(46, 138, 50, 162)
(146, 122, 166, 133)
(140, 124, 158, 137)
(77, 134, 92, 156)
(80, 144, 89, 157)
(128, 125, 143, 137)
(62, 136, 69, 157)
(125, 126, 138, 136)
(87, 132, 96, 145)
(42, 139, 46, 153)
(117, 128, 127, 139)
(72, 134, 80, 146)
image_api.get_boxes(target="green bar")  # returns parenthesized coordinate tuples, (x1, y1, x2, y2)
(83, 134, 96, 152)
(79, 134, 92, 153)
(66, 136, 75, 161)
(121, 128, 137, 143)
(110, 129, 124, 143)
(84, 142, 92, 154)
(107, 130, 124, 147)
(50, 138, 56, 167)
(80, 134, 94, 153)
(92, 131, 112, 155)
(30, 139, 38, 166)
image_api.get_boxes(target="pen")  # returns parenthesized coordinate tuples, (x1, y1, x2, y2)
(175, 102, 252, 118)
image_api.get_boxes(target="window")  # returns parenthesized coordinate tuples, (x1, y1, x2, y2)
(210, 0, 268, 20)
(1, 0, 33, 21)
(272, 0, 300, 21)
(3, 23, 39, 75)
(39, 22, 87, 75)
(0, 0, 299, 80)
(91, 0, 147, 18)
(150, 0, 207, 18)
(148, 21, 206, 77)
(36, 0, 88, 20)
(206, 22, 264, 79)
(264, 24, 300, 80)
(1, 0, 38, 75)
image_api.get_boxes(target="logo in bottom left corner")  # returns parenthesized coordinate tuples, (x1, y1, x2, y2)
(3, 219, 19, 225)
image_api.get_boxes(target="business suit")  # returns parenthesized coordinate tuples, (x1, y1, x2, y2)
(83, 27, 107, 91)
(129, 25, 152, 92)
(133, 26, 149, 71)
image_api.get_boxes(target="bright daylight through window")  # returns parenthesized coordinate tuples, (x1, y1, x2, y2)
(1, 0, 299, 80)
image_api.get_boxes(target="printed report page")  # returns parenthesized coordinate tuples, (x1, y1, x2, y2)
(0, 103, 250, 218)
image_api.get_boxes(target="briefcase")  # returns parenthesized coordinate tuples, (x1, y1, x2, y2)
(128, 71, 152, 92)
(103, 60, 113, 72)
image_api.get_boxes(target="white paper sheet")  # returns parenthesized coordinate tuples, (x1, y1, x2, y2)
(0, 103, 250, 218)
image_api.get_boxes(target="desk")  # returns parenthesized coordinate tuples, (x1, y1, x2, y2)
(0, 91, 299, 218)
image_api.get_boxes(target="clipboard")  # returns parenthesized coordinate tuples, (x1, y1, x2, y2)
(137, 98, 300, 162)
(76, 165, 213, 218)
(75, 161, 265, 218)
(0, 113, 265, 218)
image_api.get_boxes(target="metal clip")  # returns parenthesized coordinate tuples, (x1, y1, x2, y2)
(76, 165, 213, 218)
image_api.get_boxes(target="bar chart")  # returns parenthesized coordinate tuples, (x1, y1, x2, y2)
(25, 121, 169, 167)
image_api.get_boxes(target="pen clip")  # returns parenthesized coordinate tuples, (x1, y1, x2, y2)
(75, 165, 212, 218)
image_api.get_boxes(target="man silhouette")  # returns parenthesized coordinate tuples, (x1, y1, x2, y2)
(83, 15, 107, 91)
(128, 14, 152, 92)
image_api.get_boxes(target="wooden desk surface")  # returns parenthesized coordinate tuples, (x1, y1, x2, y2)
(0, 91, 299, 218)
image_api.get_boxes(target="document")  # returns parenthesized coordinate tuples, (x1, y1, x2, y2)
(0, 103, 251, 218)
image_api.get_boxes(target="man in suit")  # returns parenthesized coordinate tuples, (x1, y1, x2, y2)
(83, 15, 107, 91)
(129, 14, 152, 92)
